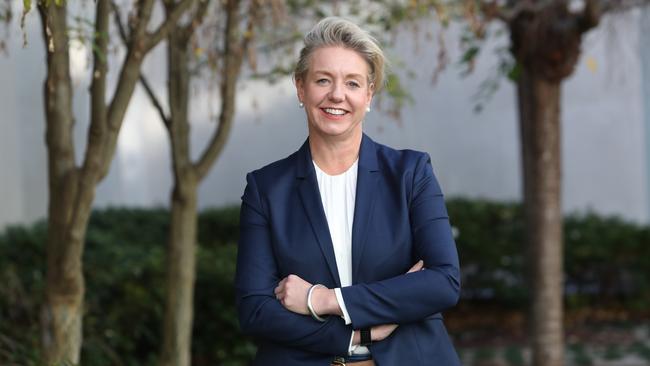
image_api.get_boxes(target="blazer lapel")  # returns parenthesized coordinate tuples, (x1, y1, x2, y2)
(351, 134, 380, 282)
(296, 139, 342, 287)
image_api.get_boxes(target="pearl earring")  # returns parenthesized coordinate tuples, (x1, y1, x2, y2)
(299, 102, 304, 108)
(366, 106, 371, 112)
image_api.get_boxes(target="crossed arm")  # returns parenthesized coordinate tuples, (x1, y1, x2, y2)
(274, 260, 425, 346)
(235, 153, 460, 352)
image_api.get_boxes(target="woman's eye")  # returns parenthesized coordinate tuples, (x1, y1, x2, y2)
(316, 79, 329, 85)
(347, 81, 361, 88)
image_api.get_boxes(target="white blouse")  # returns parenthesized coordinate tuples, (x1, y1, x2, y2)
(313, 159, 370, 355)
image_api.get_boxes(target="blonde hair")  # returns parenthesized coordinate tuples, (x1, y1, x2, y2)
(294, 17, 386, 93)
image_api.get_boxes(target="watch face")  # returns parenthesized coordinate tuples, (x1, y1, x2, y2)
(361, 328, 372, 346)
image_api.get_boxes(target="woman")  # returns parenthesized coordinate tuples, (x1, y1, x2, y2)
(235, 17, 461, 366)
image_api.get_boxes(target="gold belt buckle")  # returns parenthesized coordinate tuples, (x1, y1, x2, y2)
(332, 356, 346, 366)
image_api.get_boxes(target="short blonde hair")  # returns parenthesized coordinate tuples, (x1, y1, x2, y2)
(294, 17, 386, 94)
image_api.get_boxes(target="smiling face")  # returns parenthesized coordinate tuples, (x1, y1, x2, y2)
(296, 46, 374, 143)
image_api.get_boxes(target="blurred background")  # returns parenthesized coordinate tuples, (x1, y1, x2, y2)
(1, 0, 649, 365)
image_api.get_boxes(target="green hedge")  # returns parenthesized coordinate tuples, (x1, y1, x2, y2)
(447, 199, 650, 309)
(1, 200, 649, 365)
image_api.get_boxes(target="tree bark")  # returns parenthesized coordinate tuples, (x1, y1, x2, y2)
(38, 3, 84, 364)
(516, 68, 564, 366)
(159, 21, 198, 366)
(159, 179, 198, 366)
(37, 1, 195, 363)
(507, 3, 601, 365)
(156, 0, 253, 364)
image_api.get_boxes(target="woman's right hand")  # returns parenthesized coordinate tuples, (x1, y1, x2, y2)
(408, 259, 424, 273)
(370, 323, 399, 342)
(359, 260, 425, 344)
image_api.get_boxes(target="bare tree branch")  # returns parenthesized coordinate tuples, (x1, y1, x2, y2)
(579, 0, 603, 30)
(100, 0, 195, 180)
(110, 1, 129, 43)
(482, 0, 555, 23)
(485, 0, 650, 23)
(601, 0, 650, 13)
(71, 0, 110, 261)
(111, 0, 171, 129)
(182, 0, 211, 39)
(132, 0, 155, 41)
(194, 0, 260, 180)
(81, 0, 110, 180)
(145, 0, 197, 52)
(140, 74, 172, 129)
(240, 0, 259, 55)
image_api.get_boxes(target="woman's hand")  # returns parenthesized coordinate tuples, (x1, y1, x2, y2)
(274, 274, 312, 315)
(275, 274, 341, 316)
(352, 323, 399, 345)
(276, 260, 423, 319)
(353, 259, 424, 345)
(408, 259, 424, 273)
(372, 323, 399, 341)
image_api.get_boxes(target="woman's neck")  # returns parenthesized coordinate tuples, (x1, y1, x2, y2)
(309, 130, 362, 176)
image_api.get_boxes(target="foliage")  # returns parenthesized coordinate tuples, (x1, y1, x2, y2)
(450, 198, 650, 309)
(0, 223, 46, 365)
(1, 201, 650, 365)
(564, 213, 650, 310)
(503, 346, 525, 366)
(0, 208, 253, 366)
(568, 342, 594, 366)
(448, 198, 528, 306)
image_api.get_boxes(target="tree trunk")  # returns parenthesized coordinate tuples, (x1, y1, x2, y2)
(157, 1, 248, 364)
(517, 67, 564, 366)
(37, 1, 195, 363)
(159, 23, 198, 366)
(38, 3, 86, 364)
(159, 179, 198, 366)
(507, 3, 602, 365)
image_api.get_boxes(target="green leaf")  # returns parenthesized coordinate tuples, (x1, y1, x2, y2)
(91, 42, 107, 64)
(461, 45, 480, 64)
(20, 0, 33, 47)
(507, 62, 522, 81)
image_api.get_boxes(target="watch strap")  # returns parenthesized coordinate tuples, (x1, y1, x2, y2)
(360, 328, 372, 347)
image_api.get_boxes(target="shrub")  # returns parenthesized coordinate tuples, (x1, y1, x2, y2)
(1, 200, 648, 364)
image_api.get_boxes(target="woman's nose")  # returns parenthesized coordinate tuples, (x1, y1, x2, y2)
(328, 83, 344, 102)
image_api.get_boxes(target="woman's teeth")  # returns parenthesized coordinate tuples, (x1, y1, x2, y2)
(324, 108, 346, 115)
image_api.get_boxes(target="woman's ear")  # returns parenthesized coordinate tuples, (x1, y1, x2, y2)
(367, 82, 375, 105)
(296, 78, 305, 103)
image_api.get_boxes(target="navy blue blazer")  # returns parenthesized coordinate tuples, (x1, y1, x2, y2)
(235, 134, 461, 365)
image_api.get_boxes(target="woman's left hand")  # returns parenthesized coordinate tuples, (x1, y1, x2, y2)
(274, 274, 312, 315)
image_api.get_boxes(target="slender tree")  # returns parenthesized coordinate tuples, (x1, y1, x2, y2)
(113, 0, 261, 364)
(504, 3, 598, 365)
(33, 0, 195, 363)
(481, 2, 648, 364)
(405, 1, 649, 365)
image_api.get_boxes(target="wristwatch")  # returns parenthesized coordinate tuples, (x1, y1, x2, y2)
(360, 328, 372, 347)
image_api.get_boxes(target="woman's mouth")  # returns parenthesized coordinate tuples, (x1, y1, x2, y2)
(321, 107, 348, 116)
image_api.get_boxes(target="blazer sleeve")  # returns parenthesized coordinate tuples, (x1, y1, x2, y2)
(339, 153, 461, 329)
(235, 172, 352, 355)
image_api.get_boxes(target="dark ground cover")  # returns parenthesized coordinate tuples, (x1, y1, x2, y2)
(1, 199, 649, 365)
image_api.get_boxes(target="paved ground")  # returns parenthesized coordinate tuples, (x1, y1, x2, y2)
(456, 324, 650, 366)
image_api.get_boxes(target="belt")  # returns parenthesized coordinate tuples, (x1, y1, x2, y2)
(332, 354, 373, 365)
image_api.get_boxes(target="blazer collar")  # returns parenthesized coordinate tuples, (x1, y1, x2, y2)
(295, 133, 379, 178)
(296, 133, 380, 285)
